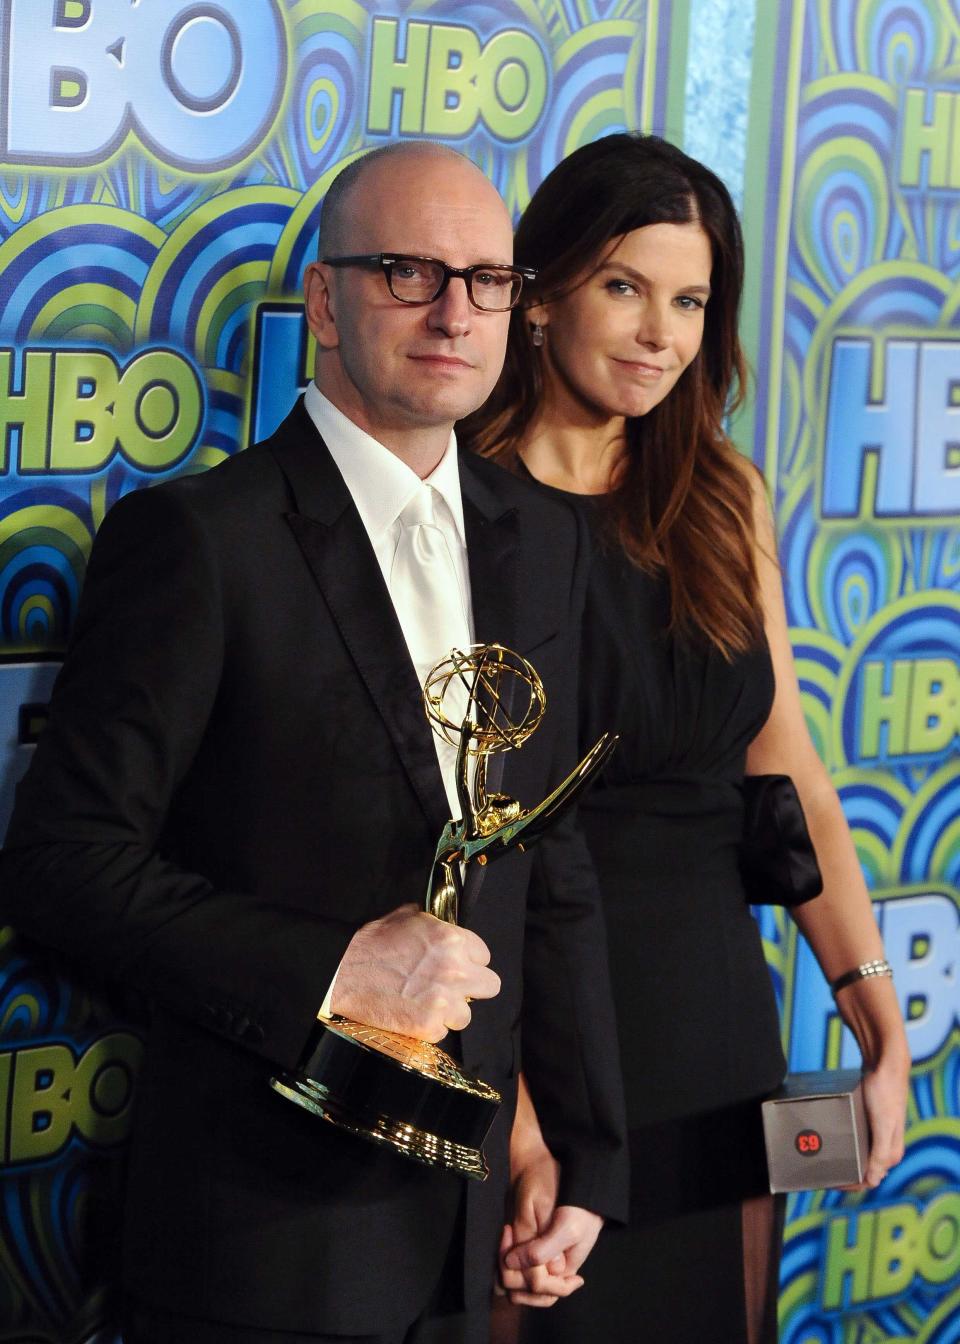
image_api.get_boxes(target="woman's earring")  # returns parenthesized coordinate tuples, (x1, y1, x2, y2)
(531, 322, 544, 347)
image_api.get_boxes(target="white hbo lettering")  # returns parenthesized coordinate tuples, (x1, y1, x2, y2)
(3, 0, 288, 170)
(787, 890, 960, 1070)
(821, 338, 960, 519)
(880, 895, 960, 1062)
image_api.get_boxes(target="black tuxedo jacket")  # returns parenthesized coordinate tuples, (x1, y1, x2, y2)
(0, 400, 626, 1336)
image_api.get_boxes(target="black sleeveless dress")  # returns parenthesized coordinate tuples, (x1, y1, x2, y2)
(524, 492, 787, 1343)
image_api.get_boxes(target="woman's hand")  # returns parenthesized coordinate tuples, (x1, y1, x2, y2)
(833, 977, 910, 1188)
(860, 1048, 909, 1187)
(500, 1146, 603, 1307)
(499, 1145, 569, 1307)
(500, 1074, 604, 1306)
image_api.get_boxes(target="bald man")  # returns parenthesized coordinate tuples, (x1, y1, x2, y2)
(0, 144, 626, 1344)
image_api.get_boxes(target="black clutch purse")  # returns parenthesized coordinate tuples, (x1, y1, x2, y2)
(740, 774, 823, 907)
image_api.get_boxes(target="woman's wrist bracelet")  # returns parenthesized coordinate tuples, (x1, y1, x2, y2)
(830, 958, 893, 996)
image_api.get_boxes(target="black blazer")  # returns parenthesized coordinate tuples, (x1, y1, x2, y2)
(0, 400, 626, 1336)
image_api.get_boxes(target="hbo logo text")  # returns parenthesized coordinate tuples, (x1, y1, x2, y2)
(3, 0, 287, 171)
(0, 347, 204, 475)
(0, 1033, 143, 1165)
(367, 19, 548, 141)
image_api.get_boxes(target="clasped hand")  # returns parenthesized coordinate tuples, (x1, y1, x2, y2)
(330, 903, 500, 1039)
(499, 1148, 603, 1307)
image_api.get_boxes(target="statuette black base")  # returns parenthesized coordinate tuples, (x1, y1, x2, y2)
(270, 1015, 500, 1181)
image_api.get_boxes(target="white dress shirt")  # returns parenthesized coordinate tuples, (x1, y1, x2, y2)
(304, 381, 474, 643)
(303, 382, 476, 1014)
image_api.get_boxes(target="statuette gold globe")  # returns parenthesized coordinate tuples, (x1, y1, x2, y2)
(423, 643, 545, 755)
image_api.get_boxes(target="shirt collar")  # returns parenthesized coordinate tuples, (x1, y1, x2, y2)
(304, 382, 466, 546)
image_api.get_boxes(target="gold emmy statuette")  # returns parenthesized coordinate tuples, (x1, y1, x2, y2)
(270, 644, 616, 1179)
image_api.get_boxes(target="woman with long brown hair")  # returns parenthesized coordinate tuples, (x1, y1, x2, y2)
(462, 134, 909, 1343)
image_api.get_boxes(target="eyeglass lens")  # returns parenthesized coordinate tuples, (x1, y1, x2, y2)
(387, 259, 521, 311)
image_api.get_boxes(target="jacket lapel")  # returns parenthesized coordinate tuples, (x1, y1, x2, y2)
(271, 402, 450, 838)
(459, 456, 522, 917)
(460, 456, 520, 657)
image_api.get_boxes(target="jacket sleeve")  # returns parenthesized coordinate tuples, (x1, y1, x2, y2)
(520, 504, 629, 1224)
(0, 484, 354, 1070)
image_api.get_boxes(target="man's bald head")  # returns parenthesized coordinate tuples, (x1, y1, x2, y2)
(303, 141, 515, 466)
(317, 142, 505, 258)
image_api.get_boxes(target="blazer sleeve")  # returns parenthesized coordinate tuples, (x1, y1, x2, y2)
(0, 484, 354, 1071)
(520, 505, 630, 1224)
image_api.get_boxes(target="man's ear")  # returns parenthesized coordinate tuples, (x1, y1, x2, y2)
(304, 262, 340, 350)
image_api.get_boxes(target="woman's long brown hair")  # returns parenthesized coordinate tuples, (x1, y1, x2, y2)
(460, 133, 763, 658)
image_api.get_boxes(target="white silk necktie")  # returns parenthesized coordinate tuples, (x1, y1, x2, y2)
(390, 486, 471, 818)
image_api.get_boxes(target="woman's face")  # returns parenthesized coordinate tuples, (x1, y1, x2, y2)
(534, 220, 713, 423)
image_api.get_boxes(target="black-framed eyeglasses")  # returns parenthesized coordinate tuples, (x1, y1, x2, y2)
(322, 253, 537, 312)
